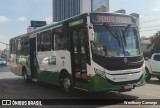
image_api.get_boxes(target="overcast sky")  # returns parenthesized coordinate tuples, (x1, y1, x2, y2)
(1, 0, 160, 50)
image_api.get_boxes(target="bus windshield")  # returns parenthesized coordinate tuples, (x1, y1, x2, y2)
(92, 25, 141, 57)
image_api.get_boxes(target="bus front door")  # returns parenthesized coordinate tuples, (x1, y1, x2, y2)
(70, 28, 88, 90)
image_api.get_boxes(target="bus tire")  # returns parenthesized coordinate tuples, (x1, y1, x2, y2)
(145, 68, 151, 81)
(22, 67, 29, 82)
(60, 73, 72, 93)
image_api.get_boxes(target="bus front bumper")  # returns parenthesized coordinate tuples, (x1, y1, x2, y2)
(87, 73, 146, 92)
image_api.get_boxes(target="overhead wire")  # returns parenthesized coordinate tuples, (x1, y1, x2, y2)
(140, 29, 160, 32)
(140, 18, 160, 23)
(140, 25, 160, 29)
(139, 19, 160, 32)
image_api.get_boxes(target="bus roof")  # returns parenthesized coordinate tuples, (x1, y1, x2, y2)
(10, 12, 135, 40)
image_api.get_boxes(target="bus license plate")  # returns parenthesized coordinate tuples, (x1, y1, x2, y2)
(123, 84, 134, 90)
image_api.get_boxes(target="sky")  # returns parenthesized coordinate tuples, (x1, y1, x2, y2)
(110, 0, 160, 38)
(0, 0, 52, 50)
(1, 0, 160, 50)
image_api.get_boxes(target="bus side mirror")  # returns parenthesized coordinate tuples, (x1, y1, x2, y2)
(88, 29, 95, 42)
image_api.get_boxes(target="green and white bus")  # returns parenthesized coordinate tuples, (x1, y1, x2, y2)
(10, 12, 146, 93)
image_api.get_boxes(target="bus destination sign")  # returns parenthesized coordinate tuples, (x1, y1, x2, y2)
(92, 14, 134, 24)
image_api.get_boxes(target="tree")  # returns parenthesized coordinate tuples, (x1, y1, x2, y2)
(148, 31, 160, 54)
(153, 31, 160, 53)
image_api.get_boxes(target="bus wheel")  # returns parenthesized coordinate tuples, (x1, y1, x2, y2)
(60, 74, 72, 93)
(22, 68, 28, 82)
(145, 68, 151, 81)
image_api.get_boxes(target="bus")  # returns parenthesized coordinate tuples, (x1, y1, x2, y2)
(10, 12, 146, 93)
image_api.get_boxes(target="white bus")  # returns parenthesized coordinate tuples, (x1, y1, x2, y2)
(10, 12, 146, 93)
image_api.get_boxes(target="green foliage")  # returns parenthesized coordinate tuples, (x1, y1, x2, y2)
(149, 32, 160, 53)
(153, 33, 160, 53)
(147, 37, 154, 48)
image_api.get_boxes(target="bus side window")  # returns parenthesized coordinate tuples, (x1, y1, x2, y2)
(52, 26, 67, 51)
(52, 31, 55, 50)
(38, 30, 51, 52)
(10, 40, 15, 54)
(13, 40, 15, 53)
(37, 33, 41, 52)
(54, 33, 67, 50)
(78, 29, 90, 65)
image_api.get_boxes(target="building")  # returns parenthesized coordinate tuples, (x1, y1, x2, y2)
(52, 0, 109, 22)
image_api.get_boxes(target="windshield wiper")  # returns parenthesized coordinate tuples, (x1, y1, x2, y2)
(122, 24, 131, 46)
(124, 24, 131, 38)
(103, 23, 121, 47)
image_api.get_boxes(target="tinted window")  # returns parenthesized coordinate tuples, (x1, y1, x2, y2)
(37, 33, 41, 51)
(10, 40, 15, 53)
(10, 36, 29, 55)
(37, 30, 51, 52)
(154, 55, 160, 61)
(52, 27, 67, 50)
(54, 33, 66, 50)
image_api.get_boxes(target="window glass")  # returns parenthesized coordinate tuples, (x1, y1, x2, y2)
(92, 25, 140, 57)
(10, 36, 29, 55)
(10, 40, 17, 54)
(10, 41, 14, 53)
(21, 36, 29, 55)
(52, 27, 67, 51)
(73, 31, 78, 53)
(52, 31, 54, 50)
(54, 33, 67, 50)
(17, 39, 23, 51)
(79, 29, 86, 54)
(38, 30, 51, 51)
(154, 55, 160, 61)
(78, 29, 87, 70)
(37, 33, 41, 52)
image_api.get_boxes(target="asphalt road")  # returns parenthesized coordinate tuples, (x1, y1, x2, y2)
(0, 65, 160, 108)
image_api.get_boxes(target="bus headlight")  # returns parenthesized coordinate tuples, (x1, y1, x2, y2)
(94, 68, 106, 78)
